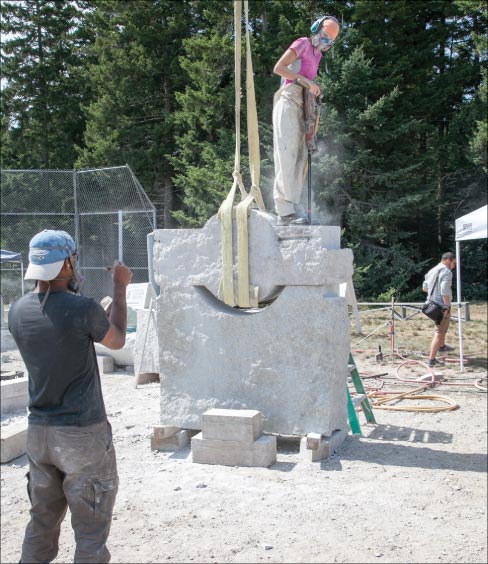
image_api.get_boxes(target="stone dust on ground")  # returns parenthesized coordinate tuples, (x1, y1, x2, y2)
(1, 348, 487, 564)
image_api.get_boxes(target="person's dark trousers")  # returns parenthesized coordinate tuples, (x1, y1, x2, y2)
(21, 421, 118, 564)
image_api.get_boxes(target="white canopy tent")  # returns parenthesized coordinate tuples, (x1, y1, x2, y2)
(455, 204, 487, 371)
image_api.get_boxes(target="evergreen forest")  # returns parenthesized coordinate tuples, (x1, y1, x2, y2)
(1, 0, 487, 300)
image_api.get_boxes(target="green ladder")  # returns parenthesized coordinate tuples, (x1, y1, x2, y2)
(347, 352, 376, 436)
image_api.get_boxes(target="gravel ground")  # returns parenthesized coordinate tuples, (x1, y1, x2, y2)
(1, 348, 487, 564)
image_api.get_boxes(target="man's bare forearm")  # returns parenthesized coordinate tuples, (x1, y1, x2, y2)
(109, 283, 128, 335)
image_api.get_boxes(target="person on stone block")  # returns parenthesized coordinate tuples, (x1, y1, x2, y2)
(422, 251, 457, 367)
(272, 15, 341, 226)
(8, 229, 132, 564)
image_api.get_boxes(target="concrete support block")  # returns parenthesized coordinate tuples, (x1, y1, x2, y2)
(153, 425, 180, 439)
(191, 433, 277, 467)
(305, 432, 323, 451)
(299, 428, 347, 462)
(97, 355, 114, 374)
(1, 421, 27, 463)
(1, 377, 28, 413)
(201, 408, 263, 442)
(150, 428, 190, 452)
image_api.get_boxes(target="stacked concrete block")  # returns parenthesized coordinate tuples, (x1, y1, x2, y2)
(1, 421, 28, 463)
(1, 376, 28, 413)
(192, 408, 276, 467)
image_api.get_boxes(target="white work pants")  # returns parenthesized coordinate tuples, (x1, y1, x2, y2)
(272, 84, 307, 217)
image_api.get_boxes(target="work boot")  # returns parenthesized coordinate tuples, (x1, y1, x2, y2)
(277, 213, 309, 226)
(439, 344, 455, 352)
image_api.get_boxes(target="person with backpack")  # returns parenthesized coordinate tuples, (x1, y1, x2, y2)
(422, 251, 457, 367)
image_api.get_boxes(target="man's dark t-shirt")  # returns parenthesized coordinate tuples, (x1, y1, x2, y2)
(8, 292, 110, 426)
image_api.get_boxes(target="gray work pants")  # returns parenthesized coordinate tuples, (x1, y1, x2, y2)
(273, 84, 307, 217)
(21, 421, 118, 564)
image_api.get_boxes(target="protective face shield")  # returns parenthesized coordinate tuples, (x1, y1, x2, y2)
(311, 30, 333, 52)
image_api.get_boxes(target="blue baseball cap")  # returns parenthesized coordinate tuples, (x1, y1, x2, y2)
(24, 230, 76, 281)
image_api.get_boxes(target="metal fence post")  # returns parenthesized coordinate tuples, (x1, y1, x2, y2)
(118, 210, 123, 262)
(73, 169, 80, 251)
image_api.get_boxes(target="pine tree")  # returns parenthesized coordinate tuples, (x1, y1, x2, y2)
(76, 0, 195, 227)
(313, 0, 487, 298)
(1, 0, 93, 169)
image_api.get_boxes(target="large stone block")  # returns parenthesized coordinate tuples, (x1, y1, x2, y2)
(153, 211, 353, 303)
(191, 432, 277, 467)
(157, 285, 349, 437)
(1, 377, 28, 413)
(201, 408, 263, 442)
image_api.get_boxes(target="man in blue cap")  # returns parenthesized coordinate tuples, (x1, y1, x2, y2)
(9, 229, 132, 563)
(272, 15, 341, 225)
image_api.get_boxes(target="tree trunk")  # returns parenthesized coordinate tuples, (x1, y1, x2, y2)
(162, 74, 173, 227)
(437, 161, 445, 247)
(163, 175, 173, 228)
(35, 0, 49, 168)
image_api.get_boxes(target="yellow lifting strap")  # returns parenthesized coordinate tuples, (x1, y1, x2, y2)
(217, 0, 266, 309)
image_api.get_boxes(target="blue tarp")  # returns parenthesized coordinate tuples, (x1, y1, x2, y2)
(0, 250, 23, 263)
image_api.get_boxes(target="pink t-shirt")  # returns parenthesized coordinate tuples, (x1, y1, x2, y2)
(283, 37, 322, 85)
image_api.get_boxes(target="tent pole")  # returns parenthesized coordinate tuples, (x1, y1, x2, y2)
(456, 240, 464, 371)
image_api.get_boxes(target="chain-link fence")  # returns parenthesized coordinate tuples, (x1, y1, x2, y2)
(1, 166, 156, 306)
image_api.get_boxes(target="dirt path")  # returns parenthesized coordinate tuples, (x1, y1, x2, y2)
(1, 348, 487, 564)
